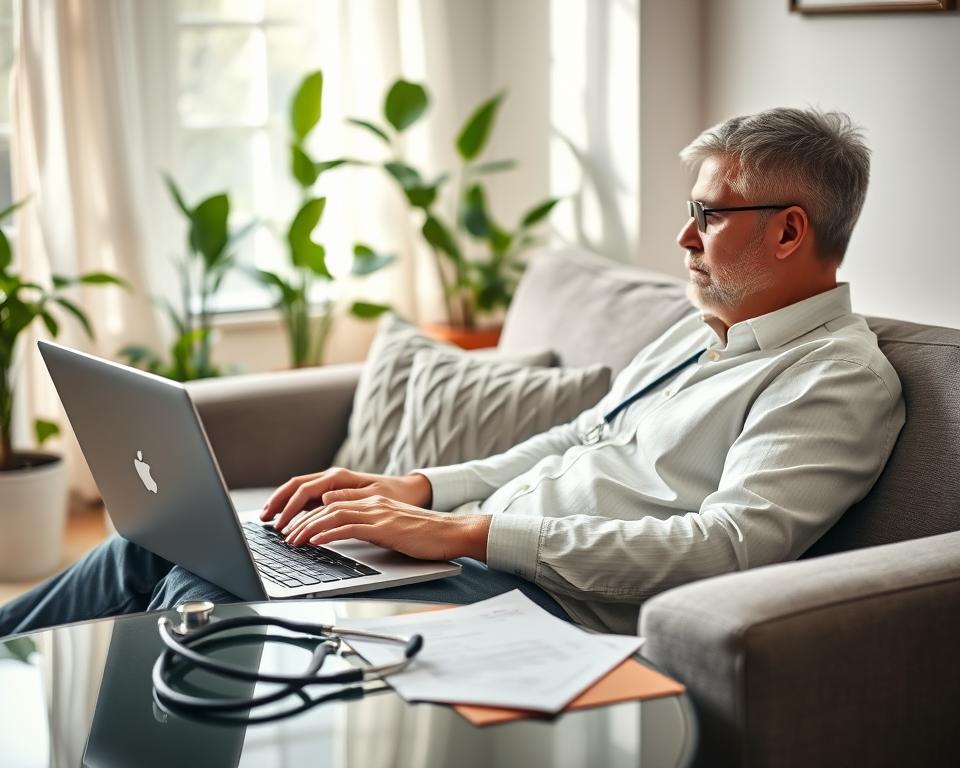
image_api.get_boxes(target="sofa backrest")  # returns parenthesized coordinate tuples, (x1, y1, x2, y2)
(804, 317, 960, 557)
(499, 248, 694, 376)
(502, 248, 960, 556)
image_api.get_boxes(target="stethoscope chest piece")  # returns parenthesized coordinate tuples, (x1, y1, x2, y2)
(174, 600, 215, 635)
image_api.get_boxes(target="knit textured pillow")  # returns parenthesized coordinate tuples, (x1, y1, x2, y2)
(384, 347, 611, 475)
(333, 314, 555, 473)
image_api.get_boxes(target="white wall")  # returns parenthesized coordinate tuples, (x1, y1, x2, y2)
(701, 0, 960, 328)
(638, 0, 703, 276)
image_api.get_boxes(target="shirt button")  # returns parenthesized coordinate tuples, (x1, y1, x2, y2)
(663, 388, 672, 398)
(708, 351, 721, 361)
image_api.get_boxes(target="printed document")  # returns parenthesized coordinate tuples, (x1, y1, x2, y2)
(338, 590, 643, 713)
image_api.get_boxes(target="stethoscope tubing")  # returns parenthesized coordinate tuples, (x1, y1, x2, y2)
(152, 614, 423, 713)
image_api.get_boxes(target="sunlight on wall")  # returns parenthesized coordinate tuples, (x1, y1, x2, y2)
(549, 0, 638, 263)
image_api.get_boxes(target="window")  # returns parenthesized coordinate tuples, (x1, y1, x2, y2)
(174, 0, 348, 313)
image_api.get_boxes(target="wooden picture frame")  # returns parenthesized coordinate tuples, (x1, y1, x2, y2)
(791, 0, 955, 13)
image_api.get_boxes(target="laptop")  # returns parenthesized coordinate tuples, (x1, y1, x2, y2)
(39, 341, 461, 601)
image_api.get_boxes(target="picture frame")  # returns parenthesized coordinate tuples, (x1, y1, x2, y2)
(790, 0, 955, 13)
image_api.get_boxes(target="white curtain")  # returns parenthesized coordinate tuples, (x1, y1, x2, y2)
(336, 0, 491, 327)
(11, 0, 165, 498)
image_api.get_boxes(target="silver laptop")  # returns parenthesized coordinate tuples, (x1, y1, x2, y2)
(39, 341, 461, 601)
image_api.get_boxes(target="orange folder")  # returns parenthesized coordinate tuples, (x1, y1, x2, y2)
(453, 656, 685, 727)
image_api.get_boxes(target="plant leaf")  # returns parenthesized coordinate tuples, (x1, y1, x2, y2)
(351, 244, 396, 276)
(314, 158, 353, 175)
(0, 197, 29, 223)
(228, 218, 258, 247)
(40, 310, 59, 337)
(291, 143, 318, 187)
(469, 159, 517, 176)
(520, 197, 562, 229)
(346, 118, 392, 146)
(254, 268, 299, 305)
(163, 174, 192, 218)
(384, 80, 429, 132)
(291, 71, 323, 142)
(422, 215, 462, 265)
(287, 197, 331, 278)
(383, 161, 423, 188)
(190, 193, 230, 267)
(0, 228, 11, 272)
(460, 184, 491, 238)
(76, 272, 128, 288)
(52, 297, 95, 340)
(350, 301, 391, 319)
(34, 418, 59, 446)
(456, 92, 505, 161)
(118, 344, 163, 370)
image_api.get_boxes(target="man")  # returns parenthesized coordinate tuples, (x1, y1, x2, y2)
(0, 107, 904, 637)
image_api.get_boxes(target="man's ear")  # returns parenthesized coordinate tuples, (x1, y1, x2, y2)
(774, 206, 808, 260)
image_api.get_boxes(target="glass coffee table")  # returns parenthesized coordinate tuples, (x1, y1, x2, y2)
(0, 599, 697, 767)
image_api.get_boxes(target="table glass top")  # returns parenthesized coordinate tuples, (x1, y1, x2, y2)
(0, 600, 695, 768)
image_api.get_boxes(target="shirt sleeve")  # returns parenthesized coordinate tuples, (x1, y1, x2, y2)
(486, 357, 905, 602)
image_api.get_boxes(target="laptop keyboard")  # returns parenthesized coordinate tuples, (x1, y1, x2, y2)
(242, 522, 380, 588)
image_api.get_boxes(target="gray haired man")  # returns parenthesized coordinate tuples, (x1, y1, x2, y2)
(0, 108, 904, 638)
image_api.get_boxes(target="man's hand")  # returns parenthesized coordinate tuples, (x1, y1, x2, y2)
(281, 496, 491, 562)
(260, 468, 433, 533)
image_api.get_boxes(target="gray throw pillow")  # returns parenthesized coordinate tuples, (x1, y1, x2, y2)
(333, 314, 555, 473)
(384, 347, 611, 475)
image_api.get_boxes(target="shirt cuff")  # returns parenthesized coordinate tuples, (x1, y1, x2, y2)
(412, 465, 481, 511)
(486, 514, 544, 581)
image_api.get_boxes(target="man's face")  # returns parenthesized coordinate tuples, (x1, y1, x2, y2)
(677, 156, 776, 315)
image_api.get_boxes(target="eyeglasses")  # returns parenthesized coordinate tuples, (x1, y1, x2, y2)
(686, 200, 794, 233)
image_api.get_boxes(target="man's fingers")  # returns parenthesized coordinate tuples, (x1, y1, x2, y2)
(261, 474, 317, 522)
(308, 524, 380, 548)
(321, 486, 379, 505)
(287, 504, 379, 546)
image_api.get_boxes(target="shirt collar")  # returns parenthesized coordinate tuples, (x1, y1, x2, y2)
(701, 284, 853, 352)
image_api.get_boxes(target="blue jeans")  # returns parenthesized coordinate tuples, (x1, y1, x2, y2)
(0, 535, 569, 637)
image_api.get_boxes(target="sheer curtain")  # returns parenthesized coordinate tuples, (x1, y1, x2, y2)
(11, 0, 165, 498)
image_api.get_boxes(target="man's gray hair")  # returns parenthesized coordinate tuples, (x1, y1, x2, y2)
(680, 107, 870, 260)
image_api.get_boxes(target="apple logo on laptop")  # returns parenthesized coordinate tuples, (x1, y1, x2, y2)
(134, 451, 158, 494)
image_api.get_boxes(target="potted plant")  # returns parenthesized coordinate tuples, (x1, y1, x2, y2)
(349, 79, 562, 348)
(119, 178, 253, 380)
(253, 70, 395, 367)
(0, 200, 126, 580)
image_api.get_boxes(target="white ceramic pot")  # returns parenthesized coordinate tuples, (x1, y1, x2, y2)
(0, 452, 68, 581)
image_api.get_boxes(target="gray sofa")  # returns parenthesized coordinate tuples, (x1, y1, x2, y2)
(188, 249, 960, 768)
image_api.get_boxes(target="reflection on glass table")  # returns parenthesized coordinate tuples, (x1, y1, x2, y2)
(0, 600, 697, 768)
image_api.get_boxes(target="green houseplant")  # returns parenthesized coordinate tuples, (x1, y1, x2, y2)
(0, 199, 126, 579)
(349, 79, 562, 342)
(254, 71, 395, 368)
(120, 178, 253, 381)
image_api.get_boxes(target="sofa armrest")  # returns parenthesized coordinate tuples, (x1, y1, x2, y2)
(639, 531, 960, 768)
(187, 363, 362, 489)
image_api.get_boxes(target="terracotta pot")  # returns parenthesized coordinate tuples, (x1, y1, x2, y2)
(421, 323, 502, 350)
(0, 452, 68, 580)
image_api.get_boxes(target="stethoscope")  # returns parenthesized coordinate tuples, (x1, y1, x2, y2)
(152, 601, 423, 722)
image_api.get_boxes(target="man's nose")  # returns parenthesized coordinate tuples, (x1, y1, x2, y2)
(677, 216, 702, 253)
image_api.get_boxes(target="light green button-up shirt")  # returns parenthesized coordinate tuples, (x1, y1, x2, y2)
(419, 285, 905, 634)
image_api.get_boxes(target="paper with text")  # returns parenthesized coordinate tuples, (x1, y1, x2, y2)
(338, 590, 643, 713)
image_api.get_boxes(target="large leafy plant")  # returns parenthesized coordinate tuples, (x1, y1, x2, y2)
(254, 71, 395, 368)
(349, 80, 562, 329)
(120, 178, 252, 381)
(0, 200, 126, 470)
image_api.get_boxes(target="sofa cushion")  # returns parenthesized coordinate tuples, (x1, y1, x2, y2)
(384, 347, 610, 475)
(498, 248, 695, 376)
(804, 317, 960, 556)
(334, 314, 555, 474)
